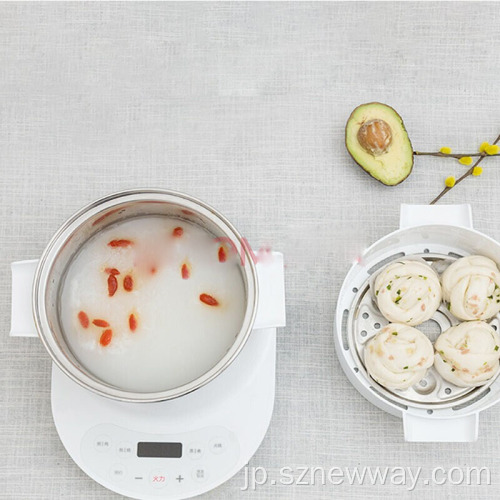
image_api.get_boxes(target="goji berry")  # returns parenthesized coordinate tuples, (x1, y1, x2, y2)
(218, 246, 227, 263)
(92, 319, 110, 327)
(129, 314, 137, 332)
(200, 293, 219, 306)
(78, 311, 89, 328)
(108, 239, 133, 248)
(99, 329, 113, 346)
(181, 263, 190, 279)
(123, 275, 133, 291)
(108, 274, 118, 297)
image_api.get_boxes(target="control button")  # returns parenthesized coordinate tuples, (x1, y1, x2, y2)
(149, 470, 167, 489)
(175, 474, 185, 483)
(192, 467, 208, 482)
(94, 435, 112, 453)
(209, 437, 227, 455)
(116, 441, 134, 458)
(187, 442, 204, 460)
(110, 464, 126, 482)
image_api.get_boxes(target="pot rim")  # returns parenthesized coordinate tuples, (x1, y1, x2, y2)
(33, 188, 258, 402)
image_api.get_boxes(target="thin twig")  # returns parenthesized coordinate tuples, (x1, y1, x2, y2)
(430, 134, 500, 205)
(414, 151, 498, 159)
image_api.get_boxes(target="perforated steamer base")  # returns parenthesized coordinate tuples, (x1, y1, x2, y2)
(335, 205, 500, 442)
(349, 252, 500, 410)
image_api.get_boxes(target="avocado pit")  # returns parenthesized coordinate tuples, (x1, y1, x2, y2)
(357, 119, 393, 156)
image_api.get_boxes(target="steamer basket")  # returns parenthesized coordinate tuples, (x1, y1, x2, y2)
(335, 204, 500, 442)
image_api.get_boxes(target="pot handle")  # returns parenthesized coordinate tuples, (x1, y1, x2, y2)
(253, 252, 286, 329)
(399, 204, 473, 230)
(10, 260, 39, 338)
(9, 253, 286, 337)
(403, 411, 478, 442)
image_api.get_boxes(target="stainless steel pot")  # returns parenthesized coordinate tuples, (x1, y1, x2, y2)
(31, 189, 258, 402)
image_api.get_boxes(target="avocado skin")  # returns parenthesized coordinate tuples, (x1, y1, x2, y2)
(345, 102, 414, 186)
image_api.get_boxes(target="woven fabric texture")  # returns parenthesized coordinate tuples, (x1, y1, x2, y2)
(1, 2, 500, 499)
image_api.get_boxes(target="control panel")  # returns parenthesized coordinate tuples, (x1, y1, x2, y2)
(81, 423, 240, 497)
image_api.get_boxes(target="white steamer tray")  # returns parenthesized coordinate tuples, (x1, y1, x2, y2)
(335, 204, 500, 442)
(10, 253, 286, 500)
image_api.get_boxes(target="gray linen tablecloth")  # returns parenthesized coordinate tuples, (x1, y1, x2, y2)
(1, 2, 500, 499)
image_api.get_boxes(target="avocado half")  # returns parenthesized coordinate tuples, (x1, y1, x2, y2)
(345, 102, 413, 186)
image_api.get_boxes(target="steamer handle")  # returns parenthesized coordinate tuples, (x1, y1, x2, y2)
(403, 412, 479, 442)
(10, 260, 39, 338)
(399, 204, 473, 230)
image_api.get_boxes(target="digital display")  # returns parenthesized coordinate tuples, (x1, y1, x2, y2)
(137, 442, 182, 458)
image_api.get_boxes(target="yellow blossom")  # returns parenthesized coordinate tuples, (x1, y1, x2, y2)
(458, 156, 473, 166)
(479, 142, 490, 153)
(440, 147, 452, 154)
(485, 144, 499, 155)
(472, 166, 483, 176)
(445, 176, 456, 188)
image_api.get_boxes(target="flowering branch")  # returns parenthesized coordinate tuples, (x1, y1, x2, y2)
(414, 151, 498, 159)
(429, 135, 500, 205)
